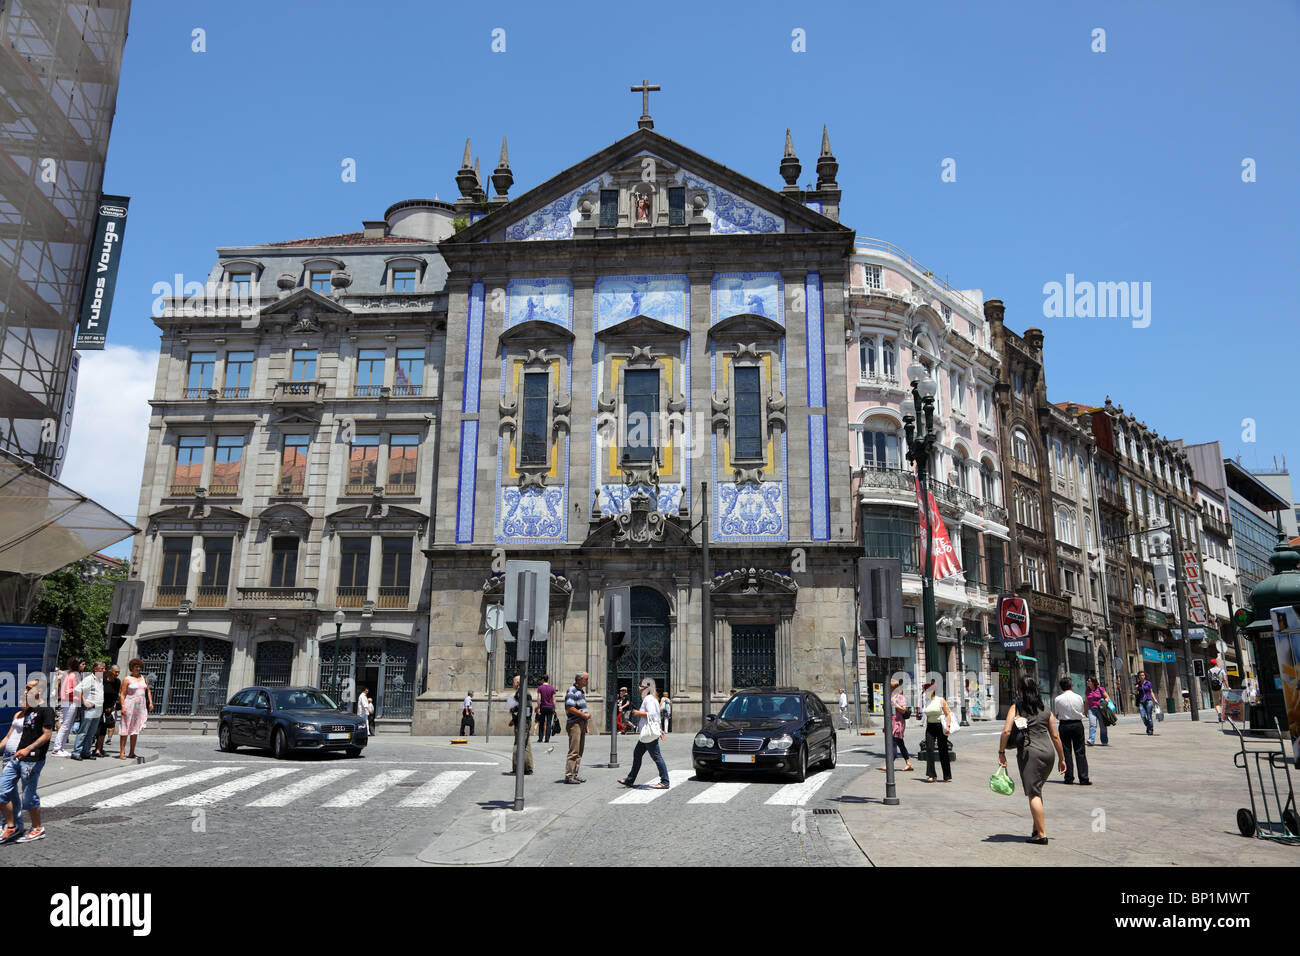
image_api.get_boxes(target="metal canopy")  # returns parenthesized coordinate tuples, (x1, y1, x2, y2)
(0, 447, 137, 574)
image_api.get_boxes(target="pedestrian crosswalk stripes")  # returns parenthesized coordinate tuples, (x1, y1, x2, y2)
(764, 774, 832, 806)
(687, 781, 750, 804)
(322, 769, 416, 807)
(94, 766, 241, 809)
(246, 767, 358, 807)
(40, 763, 183, 808)
(396, 770, 474, 808)
(168, 767, 300, 807)
(42, 763, 845, 811)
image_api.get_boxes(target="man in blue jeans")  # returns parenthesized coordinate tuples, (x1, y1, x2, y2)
(1135, 671, 1155, 735)
(0, 679, 55, 844)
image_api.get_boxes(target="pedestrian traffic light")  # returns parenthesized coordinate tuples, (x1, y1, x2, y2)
(858, 557, 903, 656)
(1193, 658, 1206, 679)
(1233, 607, 1252, 629)
(604, 586, 631, 661)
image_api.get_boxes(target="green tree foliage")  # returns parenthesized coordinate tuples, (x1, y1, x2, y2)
(29, 559, 124, 665)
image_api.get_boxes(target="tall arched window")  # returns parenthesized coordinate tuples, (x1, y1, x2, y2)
(980, 460, 997, 503)
(882, 341, 897, 379)
(1013, 429, 1034, 466)
(859, 338, 876, 378)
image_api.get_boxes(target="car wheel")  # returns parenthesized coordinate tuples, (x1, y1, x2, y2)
(694, 767, 713, 782)
(272, 727, 291, 760)
(346, 747, 364, 758)
(218, 722, 236, 753)
(792, 744, 808, 782)
(824, 734, 837, 770)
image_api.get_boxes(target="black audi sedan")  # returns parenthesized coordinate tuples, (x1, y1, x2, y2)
(218, 686, 368, 758)
(692, 688, 836, 782)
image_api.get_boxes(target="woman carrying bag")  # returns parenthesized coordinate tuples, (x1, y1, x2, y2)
(999, 676, 1066, 845)
(1085, 675, 1112, 746)
(617, 678, 670, 790)
(921, 682, 953, 783)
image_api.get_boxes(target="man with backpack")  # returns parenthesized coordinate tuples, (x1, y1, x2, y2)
(1208, 658, 1227, 723)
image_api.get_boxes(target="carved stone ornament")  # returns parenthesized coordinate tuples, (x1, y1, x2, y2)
(499, 393, 517, 436)
(482, 571, 573, 597)
(709, 567, 798, 595)
(522, 348, 554, 369)
(552, 392, 571, 434)
(767, 390, 787, 431)
(711, 391, 730, 432)
(518, 469, 547, 492)
(622, 460, 659, 491)
(734, 342, 762, 363)
(613, 490, 665, 544)
(734, 466, 765, 485)
(596, 390, 617, 414)
(290, 306, 321, 333)
(627, 345, 658, 368)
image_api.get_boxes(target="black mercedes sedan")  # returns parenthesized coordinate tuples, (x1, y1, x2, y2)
(692, 688, 836, 782)
(219, 686, 368, 758)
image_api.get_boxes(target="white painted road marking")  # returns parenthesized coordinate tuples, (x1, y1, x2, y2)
(610, 769, 688, 804)
(41, 763, 182, 807)
(322, 769, 416, 807)
(688, 782, 750, 804)
(765, 773, 832, 806)
(247, 767, 358, 807)
(95, 767, 240, 808)
(397, 770, 475, 807)
(169, 767, 300, 806)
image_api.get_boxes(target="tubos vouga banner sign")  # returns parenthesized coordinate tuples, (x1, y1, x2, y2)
(75, 195, 130, 350)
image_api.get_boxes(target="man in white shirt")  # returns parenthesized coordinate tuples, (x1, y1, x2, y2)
(838, 689, 849, 729)
(71, 663, 105, 761)
(459, 691, 475, 736)
(1052, 676, 1090, 785)
(1208, 659, 1228, 722)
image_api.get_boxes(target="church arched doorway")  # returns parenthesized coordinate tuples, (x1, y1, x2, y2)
(615, 586, 671, 706)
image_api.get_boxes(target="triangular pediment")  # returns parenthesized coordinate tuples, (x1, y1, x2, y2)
(446, 128, 848, 245)
(499, 318, 574, 345)
(595, 314, 689, 342)
(708, 313, 786, 341)
(270, 411, 321, 426)
(259, 288, 352, 326)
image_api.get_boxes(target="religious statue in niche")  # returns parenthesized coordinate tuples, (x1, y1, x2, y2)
(635, 190, 651, 224)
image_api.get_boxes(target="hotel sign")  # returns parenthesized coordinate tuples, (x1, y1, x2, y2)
(1181, 549, 1209, 626)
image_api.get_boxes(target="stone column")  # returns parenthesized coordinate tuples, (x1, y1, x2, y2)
(185, 533, 202, 602)
(672, 574, 690, 696)
(366, 533, 382, 603)
(714, 614, 731, 696)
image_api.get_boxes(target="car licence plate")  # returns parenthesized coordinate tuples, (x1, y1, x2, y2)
(722, 754, 755, 764)
(326, 732, 350, 740)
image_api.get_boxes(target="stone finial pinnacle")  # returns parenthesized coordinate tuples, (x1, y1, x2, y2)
(815, 125, 838, 188)
(492, 137, 514, 199)
(461, 138, 472, 169)
(779, 128, 801, 190)
(473, 156, 481, 182)
(820, 125, 833, 156)
(498, 136, 509, 168)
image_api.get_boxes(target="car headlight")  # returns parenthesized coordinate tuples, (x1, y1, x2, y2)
(766, 734, 794, 751)
(694, 734, 715, 749)
(294, 722, 320, 732)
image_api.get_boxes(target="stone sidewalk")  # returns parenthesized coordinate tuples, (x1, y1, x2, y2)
(830, 715, 1299, 865)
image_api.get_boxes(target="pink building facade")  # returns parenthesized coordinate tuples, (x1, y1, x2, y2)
(845, 241, 1008, 720)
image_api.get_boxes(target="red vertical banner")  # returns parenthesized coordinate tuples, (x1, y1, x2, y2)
(915, 479, 963, 580)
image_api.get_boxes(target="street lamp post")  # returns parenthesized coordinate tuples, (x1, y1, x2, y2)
(902, 365, 952, 762)
(333, 610, 345, 712)
(901, 365, 942, 710)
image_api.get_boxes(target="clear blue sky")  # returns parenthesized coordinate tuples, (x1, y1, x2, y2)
(101, 0, 1299, 476)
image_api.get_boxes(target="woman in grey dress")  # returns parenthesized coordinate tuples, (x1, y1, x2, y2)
(998, 676, 1066, 845)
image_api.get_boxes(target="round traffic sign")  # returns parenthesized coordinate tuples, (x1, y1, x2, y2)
(486, 604, 505, 631)
(1216, 640, 1227, 656)
(484, 630, 495, 654)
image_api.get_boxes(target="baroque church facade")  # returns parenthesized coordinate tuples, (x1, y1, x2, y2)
(418, 119, 860, 732)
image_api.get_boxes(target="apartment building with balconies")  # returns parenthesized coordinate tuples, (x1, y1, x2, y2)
(120, 201, 451, 728)
(847, 243, 1006, 719)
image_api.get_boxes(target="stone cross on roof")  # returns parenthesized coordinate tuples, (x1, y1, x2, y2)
(630, 78, 660, 129)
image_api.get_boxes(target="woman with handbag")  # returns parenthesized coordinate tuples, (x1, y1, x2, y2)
(1085, 675, 1111, 746)
(617, 678, 670, 790)
(999, 676, 1066, 845)
(878, 678, 915, 773)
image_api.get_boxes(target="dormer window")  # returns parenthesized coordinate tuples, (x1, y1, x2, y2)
(228, 273, 253, 301)
(310, 270, 332, 295)
(392, 269, 416, 292)
(382, 256, 426, 292)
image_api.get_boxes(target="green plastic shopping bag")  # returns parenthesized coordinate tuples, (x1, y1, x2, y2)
(989, 764, 1015, 796)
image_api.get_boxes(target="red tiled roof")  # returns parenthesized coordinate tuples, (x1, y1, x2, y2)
(262, 232, 427, 247)
(1054, 400, 1102, 414)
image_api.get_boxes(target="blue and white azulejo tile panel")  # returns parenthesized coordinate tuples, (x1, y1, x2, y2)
(594, 275, 688, 330)
(455, 420, 479, 544)
(677, 168, 784, 235)
(598, 482, 683, 516)
(462, 282, 485, 414)
(711, 273, 784, 327)
(506, 174, 606, 241)
(808, 413, 830, 541)
(803, 272, 826, 409)
(711, 434, 789, 543)
(506, 279, 572, 329)
(499, 484, 567, 542)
